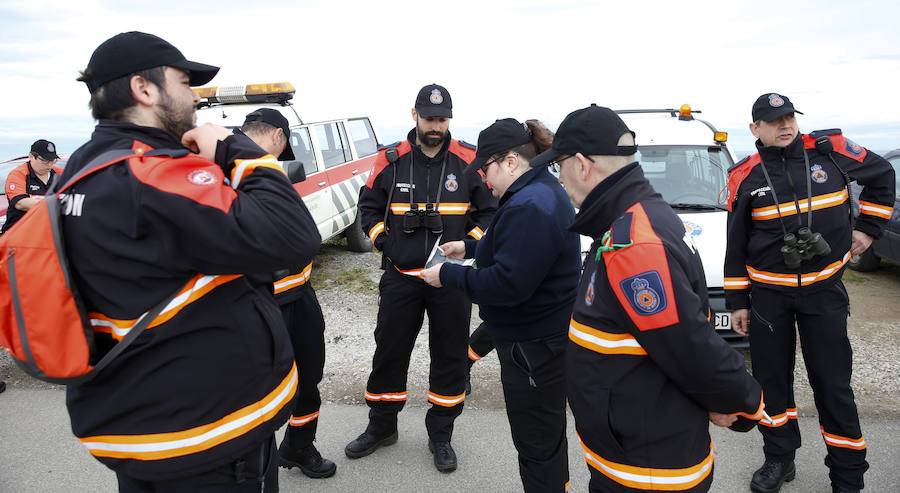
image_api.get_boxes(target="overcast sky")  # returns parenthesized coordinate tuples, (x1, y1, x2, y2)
(1, 0, 899, 160)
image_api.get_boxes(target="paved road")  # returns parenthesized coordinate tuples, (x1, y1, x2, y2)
(1, 388, 898, 492)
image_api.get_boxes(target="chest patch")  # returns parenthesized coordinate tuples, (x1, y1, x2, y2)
(810, 164, 828, 184)
(619, 271, 667, 316)
(445, 173, 458, 192)
(187, 169, 217, 186)
(8, 183, 14, 191)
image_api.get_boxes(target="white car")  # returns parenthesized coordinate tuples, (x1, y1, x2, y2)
(617, 105, 745, 346)
(194, 82, 378, 252)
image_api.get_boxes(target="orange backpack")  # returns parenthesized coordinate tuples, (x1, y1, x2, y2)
(0, 149, 183, 385)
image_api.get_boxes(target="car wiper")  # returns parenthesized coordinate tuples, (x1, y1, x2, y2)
(668, 203, 727, 211)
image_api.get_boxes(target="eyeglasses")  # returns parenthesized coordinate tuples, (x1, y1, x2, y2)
(549, 154, 593, 173)
(480, 152, 518, 173)
(33, 156, 57, 164)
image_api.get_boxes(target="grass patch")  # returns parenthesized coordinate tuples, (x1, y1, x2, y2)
(843, 269, 867, 284)
(311, 266, 377, 294)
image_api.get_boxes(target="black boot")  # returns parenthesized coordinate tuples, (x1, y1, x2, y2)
(750, 459, 796, 493)
(0, 381, 5, 394)
(279, 442, 336, 478)
(832, 483, 860, 493)
(344, 424, 398, 459)
(428, 439, 457, 473)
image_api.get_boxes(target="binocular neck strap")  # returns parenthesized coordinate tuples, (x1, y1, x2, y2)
(758, 151, 816, 237)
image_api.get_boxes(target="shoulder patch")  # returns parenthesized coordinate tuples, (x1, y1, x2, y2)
(809, 128, 842, 138)
(725, 153, 761, 211)
(448, 139, 476, 164)
(377, 141, 402, 151)
(129, 154, 237, 213)
(619, 271, 668, 316)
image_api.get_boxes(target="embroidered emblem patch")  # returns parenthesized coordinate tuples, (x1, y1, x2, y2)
(187, 169, 217, 186)
(619, 271, 667, 316)
(768, 94, 784, 107)
(810, 164, 828, 183)
(445, 173, 458, 192)
(845, 139, 862, 157)
(430, 89, 443, 105)
(585, 272, 596, 306)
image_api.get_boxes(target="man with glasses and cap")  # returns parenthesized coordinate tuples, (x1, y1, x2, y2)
(545, 104, 765, 492)
(1, 139, 64, 234)
(58, 31, 320, 492)
(725, 93, 895, 493)
(349, 83, 496, 473)
(238, 108, 337, 479)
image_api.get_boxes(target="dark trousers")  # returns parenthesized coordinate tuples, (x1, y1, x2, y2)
(279, 287, 326, 450)
(116, 435, 278, 492)
(365, 268, 470, 442)
(468, 321, 495, 361)
(495, 331, 569, 493)
(749, 282, 868, 489)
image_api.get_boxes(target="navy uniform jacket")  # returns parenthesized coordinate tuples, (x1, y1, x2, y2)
(567, 163, 763, 491)
(358, 129, 496, 278)
(724, 131, 895, 309)
(60, 120, 320, 480)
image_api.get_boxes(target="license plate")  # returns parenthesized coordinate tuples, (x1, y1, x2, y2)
(714, 312, 731, 331)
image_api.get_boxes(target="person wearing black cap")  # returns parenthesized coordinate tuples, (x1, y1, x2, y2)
(725, 93, 895, 493)
(238, 108, 336, 479)
(421, 118, 580, 492)
(548, 104, 764, 492)
(349, 83, 496, 472)
(1, 139, 64, 234)
(57, 32, 321, 492)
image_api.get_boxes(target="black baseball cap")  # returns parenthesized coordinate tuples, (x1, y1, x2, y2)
(81, 31, 219, 93)
(30, 139, 59, 160)
(532, 104, 636, 168)
(752, 93, 803, 122)
(470, 118, 532, 170)
(414, 83, 452, 118)
(243, 108, 295, 161)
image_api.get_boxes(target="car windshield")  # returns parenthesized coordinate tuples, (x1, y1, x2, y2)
(636, 145, 732, 209)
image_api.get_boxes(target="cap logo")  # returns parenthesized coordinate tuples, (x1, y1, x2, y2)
(430, 89, 443, 105)
(187, 169, 217, 186)
(768, 94, 784, 107)
(47, 143, 55, 153)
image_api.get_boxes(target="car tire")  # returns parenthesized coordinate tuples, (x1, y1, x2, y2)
(346, 210, 373, 253)
(848, 247, 880, 272)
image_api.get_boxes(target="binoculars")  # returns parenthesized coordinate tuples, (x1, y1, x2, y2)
(403, 203, 443, 234)
(780, 227, 831, 269)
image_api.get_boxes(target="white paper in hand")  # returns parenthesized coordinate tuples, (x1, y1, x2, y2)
(425, 235, 475, 269)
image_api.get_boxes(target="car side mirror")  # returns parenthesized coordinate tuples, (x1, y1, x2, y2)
(284, 161, 307, 184)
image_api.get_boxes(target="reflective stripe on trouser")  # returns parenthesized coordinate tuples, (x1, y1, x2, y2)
(495, 333, 569, 493)
(748, 283, 867, 489)
(365, 267, 470, 441)
(468, 322, 495, 361)
(279, 287, 325, 449)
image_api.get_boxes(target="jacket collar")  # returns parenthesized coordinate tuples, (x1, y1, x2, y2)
(756, 133, 805, 163)
(569, 162, 655, 238)
(499, 165, 551, 206)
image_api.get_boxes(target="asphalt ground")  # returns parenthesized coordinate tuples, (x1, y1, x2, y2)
(1, 388, 898, 492)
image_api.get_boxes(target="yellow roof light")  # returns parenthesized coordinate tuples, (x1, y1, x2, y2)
(679, 104, 692, 118)
(714, 131, 728, 142)
(193, 82, 295, 105)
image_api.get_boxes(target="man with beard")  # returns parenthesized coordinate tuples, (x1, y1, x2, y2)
(58, 32, 320, 492)
(349, 84, 496, 472)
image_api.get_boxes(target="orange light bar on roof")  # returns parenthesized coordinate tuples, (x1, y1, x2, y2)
(679, 104, 692, 118)
(193, 82, 295, 104)
(715, 131, 728, 142)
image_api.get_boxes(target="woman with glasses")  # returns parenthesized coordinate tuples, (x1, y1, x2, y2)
(422, 118, 581, 493)
(1, 139, 63, 234)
